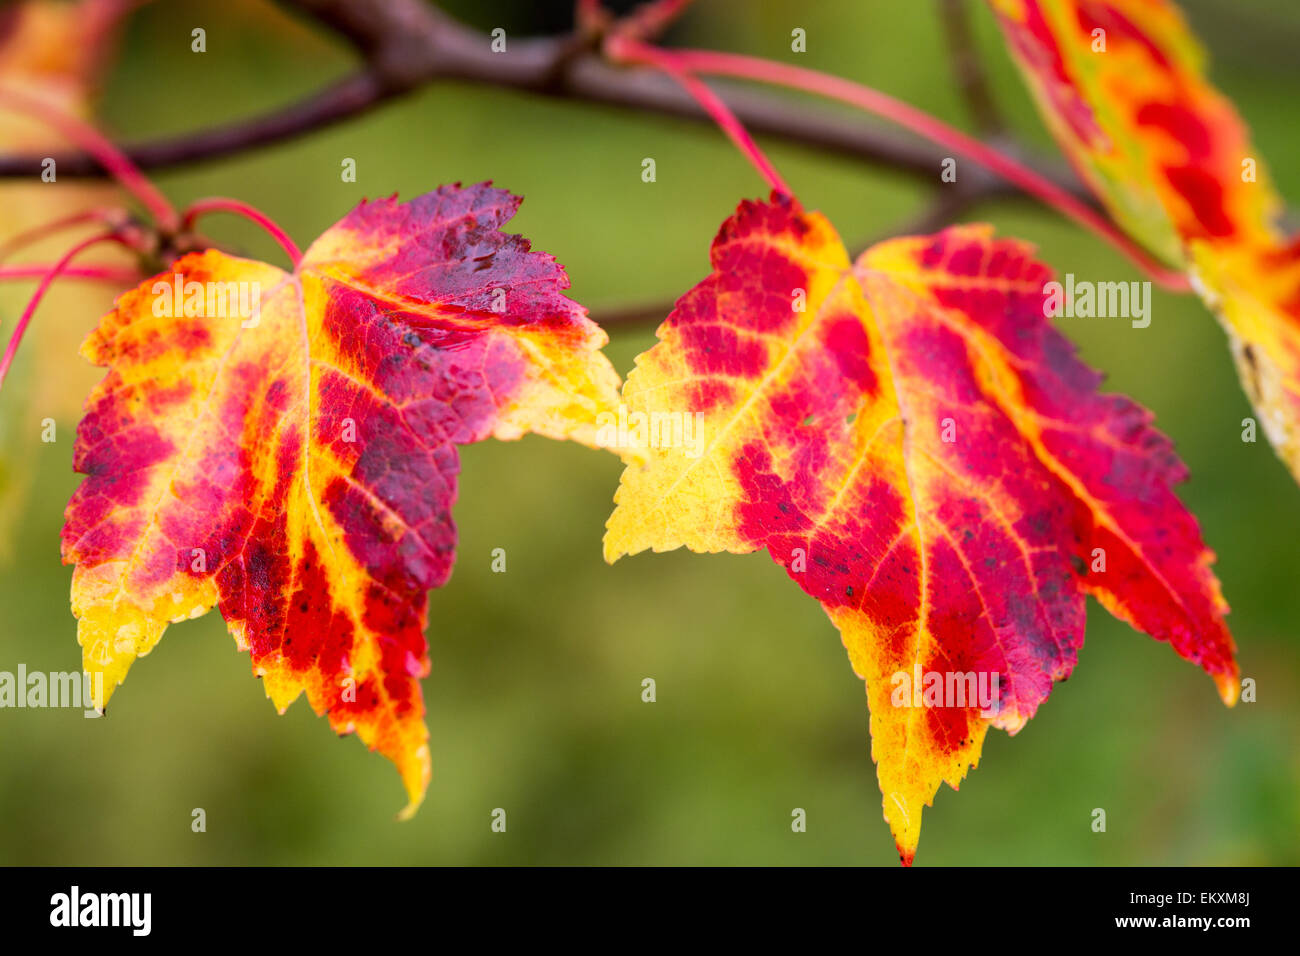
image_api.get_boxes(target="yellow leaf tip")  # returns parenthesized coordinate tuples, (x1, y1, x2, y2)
(395, 743, 432, 821)
(1215, 670, 1240, 707)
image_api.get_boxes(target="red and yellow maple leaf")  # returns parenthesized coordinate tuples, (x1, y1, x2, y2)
(987, 0, 1300, 481)
(61, 183, 622, 815)
(0, 0, 130, 556)
(604, 195, 1237, 863)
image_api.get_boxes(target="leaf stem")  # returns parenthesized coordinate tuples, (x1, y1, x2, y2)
(0, 264, 141, 283)
(182, 198, 303, 268)
(636, 45, 1191, 290)
(0, 87, 179, 232)
(606, 36, 792, 199)
(0, 208, 129, 263)
(0, 232, 127, 394)
(617, 0, 697, 40)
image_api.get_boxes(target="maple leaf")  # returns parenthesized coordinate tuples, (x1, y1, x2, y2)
(0, 0, 130, 558)
(61, 183, 622, 815)
(987, 0, 1300, 482)
(604, 195, 1238, 863)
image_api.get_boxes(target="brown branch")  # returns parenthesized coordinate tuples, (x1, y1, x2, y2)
(0, 0, 1105, 331)
(592, 300, 675, 327)
(0, 72, 386, 177)
(938, 0, 1003, 134)
(0, 0, 1090, 208)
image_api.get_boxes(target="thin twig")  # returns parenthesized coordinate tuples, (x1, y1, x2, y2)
(938, 0, 1003, 134)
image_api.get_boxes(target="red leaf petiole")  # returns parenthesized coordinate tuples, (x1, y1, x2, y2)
(0, 264, 141, 283)
(0, 231, 131, 394)
(608, 39, 1192, 292)
(181, 198, 303, 269)
(0, 208, 130, 264)
(606, 35, 793, 199)
(0, 87, 179, 232)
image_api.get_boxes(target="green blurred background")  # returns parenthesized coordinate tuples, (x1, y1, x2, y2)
(1, 0, 1297, 865)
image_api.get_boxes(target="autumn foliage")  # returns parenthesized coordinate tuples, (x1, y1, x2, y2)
(991, 0, 1300, 480)
(0, 0, 1290, 864)
(62, 184, 621, 816)
(604, 195, 1236, 861)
